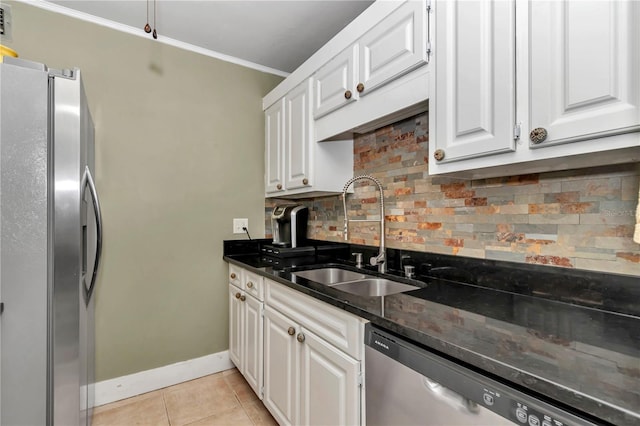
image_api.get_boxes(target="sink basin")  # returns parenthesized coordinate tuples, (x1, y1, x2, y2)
(330, 279, 420, 297)
(292, 268, 368, 285)
(292, 267, 420, 297)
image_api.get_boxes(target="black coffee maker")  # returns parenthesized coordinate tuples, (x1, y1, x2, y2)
(271, 204, 308, 248)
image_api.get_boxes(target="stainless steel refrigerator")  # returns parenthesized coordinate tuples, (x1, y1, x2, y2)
(0, 57, 103, 425)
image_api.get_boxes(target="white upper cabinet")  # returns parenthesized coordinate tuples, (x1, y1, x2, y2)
(265, 78, 353, 198)
(358, 0, 427, 96)
(313, 0, 428, 134)
(264, 2, 429, 195)
(528, 0, 640, 148)
(285, 80, 313, 190)
(429, 0, 640, 178)
(264, 98, 285, 193)
(432, 0, 516, 163)
(314, 45, 358, 119)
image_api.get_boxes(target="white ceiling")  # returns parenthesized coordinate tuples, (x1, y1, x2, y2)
(44, 0, 375, 75)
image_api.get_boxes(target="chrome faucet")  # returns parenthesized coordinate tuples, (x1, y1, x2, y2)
(342, 175, 386, 273)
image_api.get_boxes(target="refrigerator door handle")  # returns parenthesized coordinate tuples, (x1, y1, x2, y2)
(82, 165, 103, 305)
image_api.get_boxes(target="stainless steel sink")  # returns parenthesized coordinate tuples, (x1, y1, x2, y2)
(330, 279, 420, 297)
(292, 268, 368, 285)
(292, 267, 420, 297)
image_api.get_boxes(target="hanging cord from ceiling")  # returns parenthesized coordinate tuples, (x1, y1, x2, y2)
(152, 0, 157, 39)
(143, 0, 151, 33)
(143, 0, 157, 39)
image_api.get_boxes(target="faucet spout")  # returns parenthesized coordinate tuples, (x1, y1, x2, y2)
(342, 175, 386, 273)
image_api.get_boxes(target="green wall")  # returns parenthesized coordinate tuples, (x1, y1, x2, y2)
(3, 1, 282, 381)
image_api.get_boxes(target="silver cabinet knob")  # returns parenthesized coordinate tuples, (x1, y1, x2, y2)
(297, 333, 305, 343)
(288, 327, 296, 336)
(247, 281, 253, 288)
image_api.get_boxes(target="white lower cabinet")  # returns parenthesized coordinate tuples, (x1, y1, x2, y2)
(263, 306, 299, 425)
(242, 292, 263, 395)
(299, 325, 360, 426)
(228, 267, 366, 424)
(263, 278, 365, 426)
(228, 284, 243, 368)
(228, 268, 264, 399)
(263, 307, 361, 426)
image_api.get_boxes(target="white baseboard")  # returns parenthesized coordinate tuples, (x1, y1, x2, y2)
(94, 350, 235, 407)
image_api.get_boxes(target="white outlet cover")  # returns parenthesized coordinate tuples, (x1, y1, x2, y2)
(233, 218, 248, 234)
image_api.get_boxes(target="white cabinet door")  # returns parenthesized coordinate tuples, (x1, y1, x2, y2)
(358, 0, 427, 96)
(265, 98, 285, 194)
(432, 0, 516, 163)
(528, 0, 640, 148)
(243, 294, 263, 399)
(299, 328, 361, 426)
(263, 306, 299, 426)
(314, 45, 358, 119)
(228, 284, 243, 369)
(285, 79, 313, 190)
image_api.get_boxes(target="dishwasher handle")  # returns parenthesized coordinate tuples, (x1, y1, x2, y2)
(423, 377, 480, 414)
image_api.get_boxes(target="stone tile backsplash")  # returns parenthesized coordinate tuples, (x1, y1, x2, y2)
(266, 113, 640, 276)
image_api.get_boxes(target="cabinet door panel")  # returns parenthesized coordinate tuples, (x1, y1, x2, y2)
(433, 0, 516, 163)
(263, 307, 298, 426)
(299, 329, 360, 426)
(286, 79, 313, 190)
(314, 45, 358, 119)
(529, 1, 640, 147)
(243, 295, 263, 399)
(359, 0, 427, 96)
(228, 284, 243, 370)
(265, 99, 285, 194)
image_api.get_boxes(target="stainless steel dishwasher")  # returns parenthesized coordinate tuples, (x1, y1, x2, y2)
(365, 324, 598, 426)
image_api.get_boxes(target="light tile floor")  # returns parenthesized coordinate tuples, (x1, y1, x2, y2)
(92, 369, 278, 426)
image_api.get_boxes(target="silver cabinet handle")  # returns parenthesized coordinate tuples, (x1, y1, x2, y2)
(82, 166, 103, 305)
(247, 281, 254, 288)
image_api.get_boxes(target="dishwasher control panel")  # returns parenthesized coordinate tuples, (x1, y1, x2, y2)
(513, 401, 569, 426)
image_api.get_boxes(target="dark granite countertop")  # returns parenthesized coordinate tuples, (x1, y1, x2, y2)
(223, 239, 640, 426)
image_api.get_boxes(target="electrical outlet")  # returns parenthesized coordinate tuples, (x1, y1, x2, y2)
(233, 218, 248, 234)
